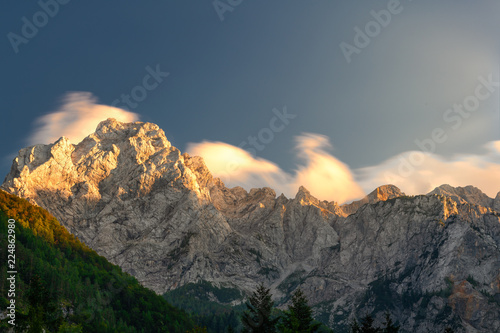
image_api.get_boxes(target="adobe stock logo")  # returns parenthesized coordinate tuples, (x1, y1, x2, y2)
(238, 106, 296, 156)
(7, 0, 72, 54)
(340, 0, 412, 64)
(384, 73, 499, 182)
(214, 106, 296, 185)
(213, 0, 244, 22)
(111, 64, 169, 111)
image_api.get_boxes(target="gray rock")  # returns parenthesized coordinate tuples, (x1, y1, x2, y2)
(428, 184, 494, 208)
(3, 119, 500, 332)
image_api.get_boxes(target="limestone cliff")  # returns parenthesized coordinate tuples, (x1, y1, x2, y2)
(3, 119, 500, 332)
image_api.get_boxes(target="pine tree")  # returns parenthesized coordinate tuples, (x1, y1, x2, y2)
(186, 326, 208, 333)
(382, 313, 399, 333)
(444, 328, 454, 333)
(27, 274, 51, 333)
(57, 322, 83, 333)
(242, 283, 278, 333)
(281, 289, 321, 333)
(359, 314, 381, 333)
(350, 318, 361, 333)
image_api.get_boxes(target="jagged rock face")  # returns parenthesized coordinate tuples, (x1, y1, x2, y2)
(3, 119, 500, 333)
(428, 184, 494, 208)
(340, 184, 404, 216)
(2, 119, 341, 293)
(310, 195, 500, 332)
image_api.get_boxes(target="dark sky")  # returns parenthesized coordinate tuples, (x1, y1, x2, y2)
(1, 1, 499, 199)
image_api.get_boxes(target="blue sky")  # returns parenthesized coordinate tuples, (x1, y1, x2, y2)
(1, 1, 499, 202)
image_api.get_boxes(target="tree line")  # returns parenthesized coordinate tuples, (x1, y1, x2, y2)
(188, 283, 457, 333)
(0, 190, 195, 332)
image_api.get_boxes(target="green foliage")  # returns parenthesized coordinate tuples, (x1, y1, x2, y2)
(466, 275, 480, 287)
(168, 231, 196, 262)
(362, 277, 395, 312)
(350, 318, 361, 333)
(277, 270, 306, 294)
(25, 274, 60, 332)
(350, 313, 399, 333)
(0, 190, 472, 332)
(241, 283, 279, 333)
(165, 280, 243, 304)
(248, 248, 263, 264)
(257, 267, 280, 279)
(382, 312, 399, 333)
(186, 326, 208, 333)
(165, 282, 332, 333)
(279, 289, 321, 333)
(359, 315, 380, 333)
(278, 315, 300, 333)
(163, 281, 244, 332)
(0, 190, 194, 332)
(480, 289, 500, 306)
(58, 322, 83, 332)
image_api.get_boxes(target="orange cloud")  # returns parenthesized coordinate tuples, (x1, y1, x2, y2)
(187, 141, 292, 193)
(292, 134, 365, 203)
(358, 141, 500, 197)
(187, 133, 366, 204)
(188, 134, 500, 202)
(29, 92, 140, 145)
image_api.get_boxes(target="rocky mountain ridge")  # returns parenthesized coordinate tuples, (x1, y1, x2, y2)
(3, 119, 500, 332)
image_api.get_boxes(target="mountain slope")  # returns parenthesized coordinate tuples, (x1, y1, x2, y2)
(0, 189, 195, 332)
(428, 184, 495, 208)
(3, 118, 500, 332)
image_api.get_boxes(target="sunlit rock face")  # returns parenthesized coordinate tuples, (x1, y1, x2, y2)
(428, 184, 495, 208)
(4, 119, 500, 332)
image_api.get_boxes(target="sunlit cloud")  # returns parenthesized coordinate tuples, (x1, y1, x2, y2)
(187, 141, 293, 195)
(29, 91, 500, 202)
(357, 141, 500, 198)
(188, 134, 500, 203)
(291, 134, 365, 204)
(29, 92, 140, 145)
(187, 133, 365, 204)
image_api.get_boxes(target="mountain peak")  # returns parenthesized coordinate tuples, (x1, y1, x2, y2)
(295, 186, 319, 205)
(3, 119, 500, 332)
(369, 184, 404, 201)
(341, 184, 404, 216)
(428, 184, 493, 208)
(96, 117, 122, 130)
(95, 117, 134, 137)
(93, 118, 168, 144)
(2, 119, 189, 204)
(297, 185, 310, 195)
(494, 192, 500, 212)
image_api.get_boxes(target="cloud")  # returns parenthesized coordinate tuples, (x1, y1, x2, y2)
(357, 141, 500, 198)
(29, 91, 500, 202)
(29, 92, 140, 145)
(188, 134, 500, 203)
(187, 133, 366, 204)
(187, 140, 293, 195)
(291, 134, 365, 203)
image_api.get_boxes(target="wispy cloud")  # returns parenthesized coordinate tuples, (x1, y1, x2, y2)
(188, 135, 500, 202)
(187, 133, 365, 204)
(27, 92, 500, 202)
(291, 134, 365, 203)
(357, 141, 500, 198)
(187, 140, 293, 194)
(29, 92, 140, 145)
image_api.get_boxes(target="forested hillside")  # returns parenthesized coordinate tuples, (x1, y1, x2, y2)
(0, 190, 195, 332)
(163, 281, 245, 332)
